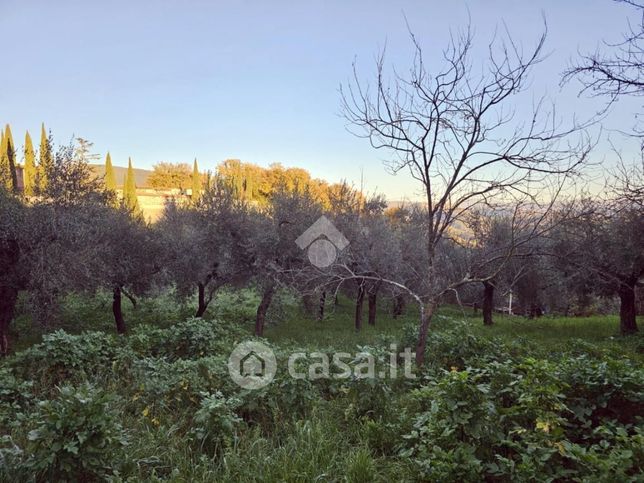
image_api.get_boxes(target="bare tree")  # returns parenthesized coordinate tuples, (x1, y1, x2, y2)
(562, 0, 643, 106)
(341, 23, 590, 364)
(560, 0, 644, 332)
(611, 151, 644, 208)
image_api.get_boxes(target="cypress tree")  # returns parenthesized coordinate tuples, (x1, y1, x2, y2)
(123, 157, 140, 213)
(104, 152, 116, 191)
(204, 171, 211, 192)
(23, 131, 37, 196)
(0, 125, 18, 192)
(192, 158, 201, 201)
(0, 130, 7, 190)
(38, 123, 52, 192)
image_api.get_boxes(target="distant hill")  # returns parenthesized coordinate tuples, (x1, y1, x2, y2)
(90, 164, 153, 188)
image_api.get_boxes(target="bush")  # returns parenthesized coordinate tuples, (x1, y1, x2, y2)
(190, 391, 242, 452)
(7, 331, 119, 388)
(234, 372, 320, 428)
(401, 320, 507, 370)
(400, 369, 503, 474)
(556, 354, 644, 431)
(0, 367, 34, 432)
(127, 317, 245, 361)
(129, 355, 232, 415)
(22, 384, 127, 481)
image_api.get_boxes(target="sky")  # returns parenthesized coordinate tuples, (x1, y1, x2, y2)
(0, 0, 640, 200)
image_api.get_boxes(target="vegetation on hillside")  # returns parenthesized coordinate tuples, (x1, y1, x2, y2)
(0, 2, 643, 479)
(0, 296, 642, 481)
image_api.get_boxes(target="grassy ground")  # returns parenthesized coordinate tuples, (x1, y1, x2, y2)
(11, 289, 642, 357)
(2, 291, 643, 481)
(265, 298, 413, 349)
(265, 295, 643, 358)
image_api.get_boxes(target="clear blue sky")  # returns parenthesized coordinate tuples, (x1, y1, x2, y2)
(0, 0, 638, 200)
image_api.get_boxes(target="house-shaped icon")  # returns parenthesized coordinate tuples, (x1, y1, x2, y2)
(295, 215, 349, 251)
(240, 351, 266, 377)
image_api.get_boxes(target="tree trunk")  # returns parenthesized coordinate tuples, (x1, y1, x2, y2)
(368, 290, 377, 326)
(415, 303, 434, 366)
(112, 286, 126, 334)
(255, 284, 275, 337)
(393, 294, 405, 318)
(355, 283, 365, 331)
(0, 239, 20, 356)
(317, 291, 326, 321)
(482, 281, 494, 326)
(619, 281, 638, 335)
(195, 282, 207, 317)
(302, 294, 315, 316)
(0, 286, 18, 356)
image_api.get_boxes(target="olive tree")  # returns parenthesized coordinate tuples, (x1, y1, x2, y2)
(249, 187, 322, 336)
(341, 23, 590, 364)
(157, 180, 253, 318)
(0, 140, 116, 351)
(553, 191, 644, 334)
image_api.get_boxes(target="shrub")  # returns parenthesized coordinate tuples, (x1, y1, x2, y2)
(556, 354, 644, 432)
(7, 331, 119, 388)
(401, 369, 503, 463)
(0, 367, 34, 432)
(401, 321, 508, 370)
(129, 355, 231, 415)
(561, 423, 644, 481)
(127, 317, 245, 361)
(23, 383, 127, 481)
(190, 391, 242, 452)
(234, 373, 319, 428)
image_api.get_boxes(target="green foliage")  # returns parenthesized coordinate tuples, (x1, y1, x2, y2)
(7, 330, 119, 388)
(397, 351, 644, 481)
(234, 364, 320, 427)
(556, 354, 644, 430)
(190, 391, 241, 451)
(401, 320, 507, 370)
(0, 367, 34, 432)
(23, 384, 127, 481)
(345, 447, 377, 483)
(128, 355, 231, 414)
(128, 317, 246, 360)
(0, 299, 642, 481)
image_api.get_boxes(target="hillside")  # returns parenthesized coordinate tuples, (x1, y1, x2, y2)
(90, 164, 153, 188)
